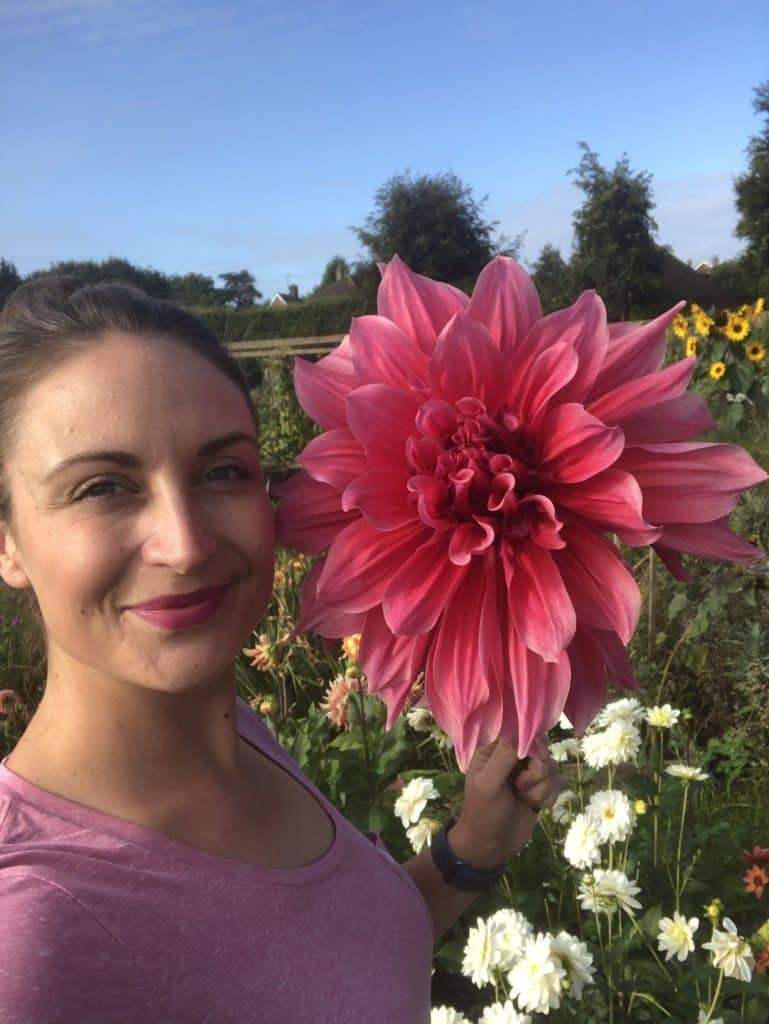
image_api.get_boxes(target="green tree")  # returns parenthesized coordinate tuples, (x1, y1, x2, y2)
(318, 256, 351, 290)
(218, 270, 262, 309)
(352, 170, 520, 289)
(0, 258, 21, 309)
(530, 244, 576, 313)
(734, 81, 769, 297)
(29, 257, 173, 298)
(168, 272, 224, 308)
(570, 143, 663, 320)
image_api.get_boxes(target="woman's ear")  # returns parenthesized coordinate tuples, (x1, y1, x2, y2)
(0, 523, 31, 590)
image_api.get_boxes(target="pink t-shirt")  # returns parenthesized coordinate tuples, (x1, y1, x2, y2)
(0, 697, 433, 1023)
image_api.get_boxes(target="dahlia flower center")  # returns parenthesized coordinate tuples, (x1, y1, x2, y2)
(404, 397, 562, 555)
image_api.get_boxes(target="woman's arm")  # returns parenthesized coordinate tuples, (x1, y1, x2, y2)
(400, 741, 561, 940)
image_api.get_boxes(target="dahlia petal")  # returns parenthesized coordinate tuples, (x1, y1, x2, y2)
(591, 627, 637, 691)
(317, 519, 429, 612)
(447, 519, 496, 565)
(652, 545, 693, 582)
(526, 291, 609, 404)
(617, 443, 769, 523)
(341, 467, 414, 530)
(293, 336, 356, 429)
(587, 357, 695, 425)
(428, 313, 508, 409)
(349, 314, 429, 389)
(655, 517, 766, 564)
(274, 472, 357, 555)
(515, 341, 579, 423)
(519, 494, 566, 550)
(505, 625, 571, 757)
(553, 524, 641, 643)
(383, 532, 467, 635)
(296, 428, 368, 491)
(466, 256, 543, 356)
(296, 561, 366, 639)
(588, 303, 684, 400)
(358, 606, 431, 728)
(618, 393, 715, 445)
(536, 403, 624, 483)
(345, 383, 423, 465)
(377, 254, 469, 355)
(424, 562, 492, 751)
(506, 539, 576, 661)
(546, 469, 660, 536)
(563, 625, 611, 734)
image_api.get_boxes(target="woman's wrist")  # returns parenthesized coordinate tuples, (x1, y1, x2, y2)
(444, 816, 507, 871)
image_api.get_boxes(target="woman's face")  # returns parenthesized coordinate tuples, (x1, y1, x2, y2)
(0, 332, 275, 695)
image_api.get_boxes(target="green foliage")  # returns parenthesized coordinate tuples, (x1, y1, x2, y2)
(315, 255, 352, 292)
(28, 257, 174, 298)
(0, 258, 22, 310)
(254, 358, 319, 465)
(198, 296, 366, 341)
(353, 170, 521, 287)
(570, 143, 664, 321)
(167, 271, 224, 308)
(217, 269, 262, 308)
(530, 244, 577, 313)
(735, 82, 769, 298)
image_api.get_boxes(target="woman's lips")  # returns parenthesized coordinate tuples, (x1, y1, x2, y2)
(128, 585, 230, 631)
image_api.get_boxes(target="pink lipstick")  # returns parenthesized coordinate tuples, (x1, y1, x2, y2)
(128, 584, 230, 631)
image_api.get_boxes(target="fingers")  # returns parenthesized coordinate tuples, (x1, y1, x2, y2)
(513, 757, 562, 811)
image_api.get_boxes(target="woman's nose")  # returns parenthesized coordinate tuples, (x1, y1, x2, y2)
(140, 489, 218, 572)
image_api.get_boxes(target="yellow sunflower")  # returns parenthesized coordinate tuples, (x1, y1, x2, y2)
(694, 313, 713, 337)
(709, 361, 727, 380)
(755, 297, 766, 318)
(672, 314, 689, 340)
(746, 342, 766, 363)
(685, 336, 699, 357)
(724, 315, 750, 342)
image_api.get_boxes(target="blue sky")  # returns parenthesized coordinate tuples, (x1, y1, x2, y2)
(3, 0, 767, 300)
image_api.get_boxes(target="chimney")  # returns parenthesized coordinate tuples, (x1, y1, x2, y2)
(335, 263, 343, 282)
(288, 284, 299, 301)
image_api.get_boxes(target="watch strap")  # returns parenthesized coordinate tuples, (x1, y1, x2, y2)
(430, 816, 506, 892)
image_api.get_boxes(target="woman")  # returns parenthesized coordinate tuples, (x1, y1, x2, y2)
(0, 277, 560, 1023)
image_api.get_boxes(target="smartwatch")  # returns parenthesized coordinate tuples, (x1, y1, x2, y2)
(430, 816, 507, 892)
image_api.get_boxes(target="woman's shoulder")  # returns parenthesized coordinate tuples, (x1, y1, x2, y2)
(0, 869, 170, 1023)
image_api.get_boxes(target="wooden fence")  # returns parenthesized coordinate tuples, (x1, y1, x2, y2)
(226, 334, 343, 359)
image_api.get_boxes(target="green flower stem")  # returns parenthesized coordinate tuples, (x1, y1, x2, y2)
(655, 621, 692, 704)
(675, 782, 690, 912)
(628, 916, 674, 982)
(701, 969, 724, 1024)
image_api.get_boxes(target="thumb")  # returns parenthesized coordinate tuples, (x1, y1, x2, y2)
(481, 737, 524, 786)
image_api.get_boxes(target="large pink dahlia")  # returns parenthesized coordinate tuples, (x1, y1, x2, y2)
(274, 256, 767, 769)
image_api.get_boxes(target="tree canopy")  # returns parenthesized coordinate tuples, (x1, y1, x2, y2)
(530, 244, 576, 314)
(570, 143, 663, 320)
(20, 258, 262, 309)
(0, 259, 21, 310)
(734, 80, 769, 297)
(352, 170, 520, 289)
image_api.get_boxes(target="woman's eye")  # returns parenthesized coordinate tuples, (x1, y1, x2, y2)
(206, 464, 248, 483)
(74, 479, 124, 501)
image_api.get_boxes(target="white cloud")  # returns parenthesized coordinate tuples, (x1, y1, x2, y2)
(0, 0, 229, 44)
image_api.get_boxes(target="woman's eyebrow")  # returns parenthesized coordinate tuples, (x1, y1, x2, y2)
(42, 431, 259, 483)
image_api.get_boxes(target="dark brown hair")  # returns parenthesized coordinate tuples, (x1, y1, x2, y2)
(0, 275, 258, 660)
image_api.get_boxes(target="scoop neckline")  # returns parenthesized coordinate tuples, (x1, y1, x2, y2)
(0, 697, 346, 884)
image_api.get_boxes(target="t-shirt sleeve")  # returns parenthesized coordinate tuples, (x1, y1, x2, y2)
(0, 873, 171, 1023)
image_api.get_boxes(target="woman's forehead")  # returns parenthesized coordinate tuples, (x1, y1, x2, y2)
(13, 335, 255, 464)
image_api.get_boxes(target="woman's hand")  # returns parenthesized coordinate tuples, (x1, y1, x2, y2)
(447, 739, 562, 870)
